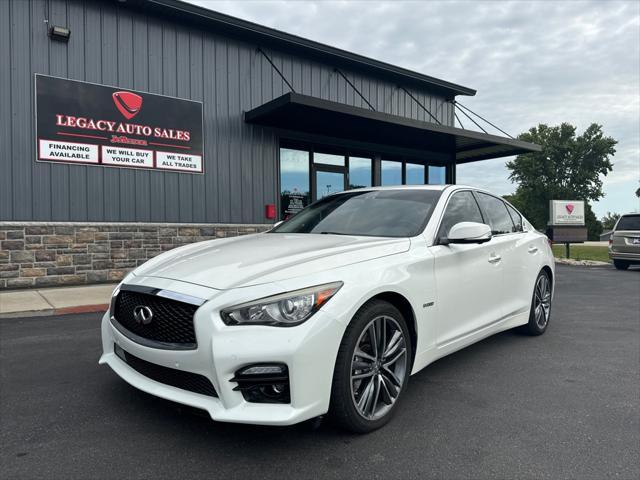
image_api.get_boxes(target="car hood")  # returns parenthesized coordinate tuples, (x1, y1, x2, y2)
(133, 233, 410, 290)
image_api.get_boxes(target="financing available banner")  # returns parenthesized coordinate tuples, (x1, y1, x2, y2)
(35, 74, 204, 174)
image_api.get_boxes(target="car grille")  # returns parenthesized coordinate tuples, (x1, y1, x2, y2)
(115, 344, 217, 397)
(113, 289, 198, 349)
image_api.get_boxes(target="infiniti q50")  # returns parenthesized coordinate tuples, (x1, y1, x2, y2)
(100, 185, 554, 433)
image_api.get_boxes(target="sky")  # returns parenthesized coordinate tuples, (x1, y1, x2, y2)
(188, 0, 640, 217)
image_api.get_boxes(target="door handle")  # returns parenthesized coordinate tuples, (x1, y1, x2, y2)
(528, 246, 538, 254)
(488, 254, 502, 264)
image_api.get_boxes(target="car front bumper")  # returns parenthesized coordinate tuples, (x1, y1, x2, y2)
(99, 275, 345, 426)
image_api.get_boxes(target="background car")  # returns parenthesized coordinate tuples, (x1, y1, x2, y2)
(609, 213, 640, 270)
(100, 185, 555, 433)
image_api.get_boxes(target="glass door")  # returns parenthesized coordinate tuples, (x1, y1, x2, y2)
(314, 169, 346, 200)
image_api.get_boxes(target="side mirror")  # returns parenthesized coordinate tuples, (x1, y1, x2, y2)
(443, 222, 492, 244)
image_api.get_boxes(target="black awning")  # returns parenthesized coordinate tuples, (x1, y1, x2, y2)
(244, 93, 540, 164)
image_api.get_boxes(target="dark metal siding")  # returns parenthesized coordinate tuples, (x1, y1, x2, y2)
(0, 0, 454, 223)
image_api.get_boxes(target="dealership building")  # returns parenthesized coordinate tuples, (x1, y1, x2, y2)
(0, 0, 539, 289)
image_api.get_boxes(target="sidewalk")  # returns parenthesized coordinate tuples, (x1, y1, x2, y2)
(0, 283, 117, 318)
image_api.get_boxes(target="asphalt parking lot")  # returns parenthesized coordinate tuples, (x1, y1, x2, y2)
(1, 265, 639, 479)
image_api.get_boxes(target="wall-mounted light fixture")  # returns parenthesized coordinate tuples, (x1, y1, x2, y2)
(48, 25, 71, 42)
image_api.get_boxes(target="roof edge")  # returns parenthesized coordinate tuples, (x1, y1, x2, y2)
(137, 0, 477, 97)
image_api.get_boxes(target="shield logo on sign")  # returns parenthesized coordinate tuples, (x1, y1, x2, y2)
(565, 203, 575, 214)
(112, 91, 143, 120)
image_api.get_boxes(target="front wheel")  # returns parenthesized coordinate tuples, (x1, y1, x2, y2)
(329, 300, 412, 433)
(520, 270, 552, 336)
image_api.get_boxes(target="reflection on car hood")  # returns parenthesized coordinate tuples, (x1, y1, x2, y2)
(133, 233, 410, 289)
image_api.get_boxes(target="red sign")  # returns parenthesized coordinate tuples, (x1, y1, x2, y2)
(36, 75, 204, 174)
(112, 91, 143, 120)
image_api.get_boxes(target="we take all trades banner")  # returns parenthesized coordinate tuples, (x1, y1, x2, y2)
(35, 74, 204, 174)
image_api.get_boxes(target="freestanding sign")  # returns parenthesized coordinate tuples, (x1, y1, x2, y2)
(549, 200, 585, 225)
(547, 200, 588, 256)
(35, 74, 204, 174)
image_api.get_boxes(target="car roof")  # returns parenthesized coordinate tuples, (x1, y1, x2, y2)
(346, 185, 450, 192)
(343, 184, 493, 194)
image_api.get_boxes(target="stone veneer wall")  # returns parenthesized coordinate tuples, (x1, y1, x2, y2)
(0, 223, 271, 290)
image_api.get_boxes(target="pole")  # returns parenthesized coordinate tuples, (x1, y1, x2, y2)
(565, 242, 570, 259)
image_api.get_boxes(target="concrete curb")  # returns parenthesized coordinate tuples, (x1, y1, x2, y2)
(554, 258, 611, 267)
(0, 284, 115, 319)
(0, 303, 108, 319)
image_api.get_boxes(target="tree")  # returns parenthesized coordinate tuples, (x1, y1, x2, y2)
(601, 212, 621, 231)
(506, 123, 616, 240)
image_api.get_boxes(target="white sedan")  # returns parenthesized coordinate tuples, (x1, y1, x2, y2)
(100, 185, 554, 433)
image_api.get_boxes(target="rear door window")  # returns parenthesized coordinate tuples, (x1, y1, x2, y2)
(437, 191, 484, 239)
(475, 192, 516, 235)
(505, 204, 523, 232)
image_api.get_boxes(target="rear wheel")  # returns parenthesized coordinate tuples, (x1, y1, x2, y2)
(330, 300, 411, 433)
(520, 270, 552, 336)
(613, 259, 630, 270)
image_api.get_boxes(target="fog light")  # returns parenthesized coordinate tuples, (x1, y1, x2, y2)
(239, 365, 285, 376)
(230, 363, 290, 404)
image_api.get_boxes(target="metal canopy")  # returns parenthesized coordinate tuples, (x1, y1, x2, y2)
(244, 93, 541, 164)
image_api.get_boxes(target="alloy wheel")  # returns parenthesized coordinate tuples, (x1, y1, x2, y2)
(350, 315, 408, 421)
(534, 274, 551, 329)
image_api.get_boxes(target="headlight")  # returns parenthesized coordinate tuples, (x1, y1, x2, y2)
(220, 282, 343, 327)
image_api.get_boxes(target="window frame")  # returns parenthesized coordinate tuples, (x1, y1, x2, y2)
(278, 140, 441, 220)
(405, 161, 427, 186)
(348, 156, 374, 189)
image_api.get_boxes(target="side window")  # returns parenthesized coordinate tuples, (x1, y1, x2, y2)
(438, 191, 484, 239)
(475, 192, 515, 234)
(505, 203, 523, 232)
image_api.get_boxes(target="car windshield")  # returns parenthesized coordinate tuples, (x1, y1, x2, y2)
(271, 189, 442, 237)
(616, 215, 640, 231)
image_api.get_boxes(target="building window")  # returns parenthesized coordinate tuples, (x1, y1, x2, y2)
(280, 142, 449, 219)
(381, 160, 402, 185)
(314, 152, 345, 166)
(280, 148, 311, 219)
(349, 157, 372, 188)
(428, 165, 446, 184)
(405, 163, 425, 185)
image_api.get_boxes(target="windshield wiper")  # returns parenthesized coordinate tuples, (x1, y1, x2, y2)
(318, 231, 350, 235)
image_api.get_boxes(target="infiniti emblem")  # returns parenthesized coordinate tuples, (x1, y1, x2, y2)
(133, 305, 154, 325)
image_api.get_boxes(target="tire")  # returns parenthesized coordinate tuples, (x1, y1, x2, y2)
(329, 300, 412, 433)
(613, 259, 630, 270)
(520, 270, 552, 336)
